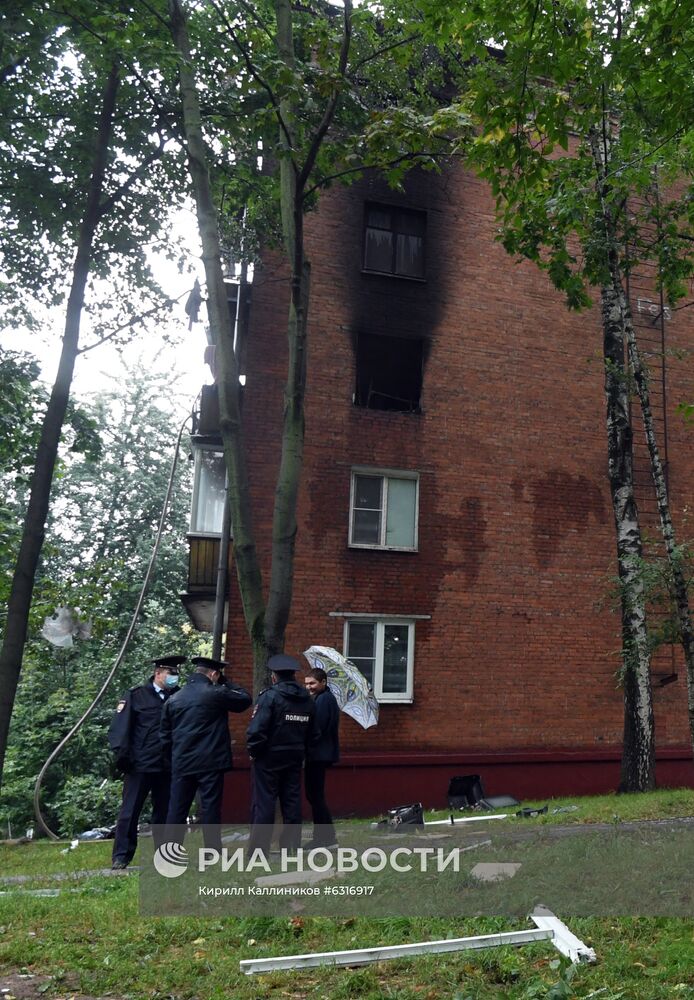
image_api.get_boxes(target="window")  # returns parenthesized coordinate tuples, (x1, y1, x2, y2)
(363, 203, 425, 279)
(349, 469, 418, 550)
(355, 331, 423, 412)
(344, 618, 415, 702)
(190, 448, 226, 535)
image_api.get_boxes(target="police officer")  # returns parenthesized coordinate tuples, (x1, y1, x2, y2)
(246, 653, 320, 856)
(108, 654, 184, 869)
(162, 656, 251, 845)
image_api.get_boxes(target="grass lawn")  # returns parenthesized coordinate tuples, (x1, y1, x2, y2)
(0, 790, 693, 999)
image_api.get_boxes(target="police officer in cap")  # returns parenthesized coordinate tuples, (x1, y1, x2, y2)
(108, 654, 183, 869)
(162, 656, 251, 844)
(246, 653, 320, 856)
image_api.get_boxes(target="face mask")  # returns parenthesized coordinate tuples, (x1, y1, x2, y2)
(164, 674, 179, 688)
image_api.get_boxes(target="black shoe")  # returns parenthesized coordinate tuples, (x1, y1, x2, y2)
(111, 860, 128, 870)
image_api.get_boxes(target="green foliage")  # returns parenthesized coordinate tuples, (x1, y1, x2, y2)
(0, 351, 45, 476)
(0, 0, 188, 340)
(407, 0, 694, 311)
(175, 0, 451, 257)
(0, 364, 204, 834)
(51, 775, 122, 838)
(0, 349, 103, 615)
(631, 540, 694, 652)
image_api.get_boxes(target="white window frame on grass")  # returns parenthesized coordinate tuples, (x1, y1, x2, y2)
(343, 617, 415, 703)
(349, 468, 419, 551)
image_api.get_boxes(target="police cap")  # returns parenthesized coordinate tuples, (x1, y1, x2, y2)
(191, 656, 228, 672)
(268, 653, 300, 675)
(152, 655, 186, 669)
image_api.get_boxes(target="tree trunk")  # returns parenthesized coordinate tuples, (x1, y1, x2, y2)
(602, 280, 656, 791)
(168, 0, 267, 691)
(619, 284, 694, 752)
(263, 0, 306, 659)
(0, 62, 120, 790)
(171, 0, 350, 692)
(589, 127, 655, 790)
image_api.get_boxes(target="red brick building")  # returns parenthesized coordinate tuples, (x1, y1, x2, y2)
(200, 163, 694, 817)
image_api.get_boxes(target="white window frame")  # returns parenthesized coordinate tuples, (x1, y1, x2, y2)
(343, 617, 415, 703)
(349, 467, 419, 551)
(189, 445, 227, 537)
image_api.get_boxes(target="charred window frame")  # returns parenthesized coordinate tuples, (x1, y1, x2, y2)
(363, 203, 425, 279)
(354, 332, 423, 412)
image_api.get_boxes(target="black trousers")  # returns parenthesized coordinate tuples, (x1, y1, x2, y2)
(112, 770, 171, 864)
(165, 770, 225, 852)
(304, 761, 336, 844)
(249, 760, 302, 855)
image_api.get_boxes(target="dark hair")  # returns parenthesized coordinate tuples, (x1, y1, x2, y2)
(306, 667, 327, 683)
(196, 663, 221, 676)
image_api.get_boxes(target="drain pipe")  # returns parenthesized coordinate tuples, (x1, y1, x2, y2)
(211, 479, 231, 660)
(211, 262, 249, 661)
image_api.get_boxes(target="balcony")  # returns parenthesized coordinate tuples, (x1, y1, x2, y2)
(180, 385, 231, 632)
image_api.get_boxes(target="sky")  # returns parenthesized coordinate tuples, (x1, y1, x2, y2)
(2, 206, 213, 420)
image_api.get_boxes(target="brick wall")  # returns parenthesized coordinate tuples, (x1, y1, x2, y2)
(225, 163, 694, 772)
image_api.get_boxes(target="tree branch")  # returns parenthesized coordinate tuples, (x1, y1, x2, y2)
(77, 287, 192, 354)
(206, 0, 294, 151)
(213, 0, 275, 43)
(351, 31, 420, 72)
(97, 135, 167, 218)
(57, 3, 183, 144)
(297, 0, 352, 194)
(131, 0, 171, 30)
(303, 149, 454, 200)
(602, 125, 687, 183)
(0, 56, 29, 86)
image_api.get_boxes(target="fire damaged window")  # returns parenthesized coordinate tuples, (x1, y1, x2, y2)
(355, 332, 423, 412)
(363, 204, 425, 279)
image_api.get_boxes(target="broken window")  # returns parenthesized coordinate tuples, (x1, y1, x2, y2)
(363, 204, 425, 278)
(355, 332, 423, 412)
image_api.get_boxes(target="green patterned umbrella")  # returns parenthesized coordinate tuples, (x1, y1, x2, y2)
(303, 645, 380, 729)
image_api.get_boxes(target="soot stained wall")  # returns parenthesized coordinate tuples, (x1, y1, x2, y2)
(225, 162, 694, 774)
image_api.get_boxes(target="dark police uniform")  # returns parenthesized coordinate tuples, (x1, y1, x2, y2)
(161, 670, 252, 837)
(108, 676, 178, 866)
(246, 659, 320, 854)
(305, 684, 340, 846)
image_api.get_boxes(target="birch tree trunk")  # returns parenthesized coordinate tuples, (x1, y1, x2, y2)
(0, 62, 120, 789)
(168, 0, 267, 687)
(620, 290, 694, 751)
(590, 128, 655, 791)
(602, 279, 656, 791)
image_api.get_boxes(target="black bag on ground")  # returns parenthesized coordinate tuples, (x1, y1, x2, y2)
(447, 774, 520, 811)
(447, 774, 484, 809)
(386, 802, 424, 830)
